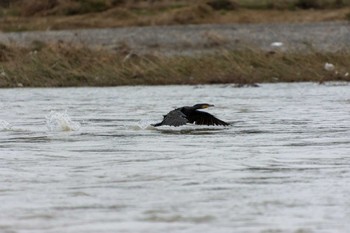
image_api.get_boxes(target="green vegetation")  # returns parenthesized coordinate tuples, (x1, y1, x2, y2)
(0, 42, 349, 87)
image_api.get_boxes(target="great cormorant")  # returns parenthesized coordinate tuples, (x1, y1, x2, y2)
(153, 103, 229, 127)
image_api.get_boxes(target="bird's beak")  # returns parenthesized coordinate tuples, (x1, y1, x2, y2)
(204, 104, 214, 108)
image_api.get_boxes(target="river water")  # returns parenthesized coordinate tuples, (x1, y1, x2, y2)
(0, 83, 350, 233)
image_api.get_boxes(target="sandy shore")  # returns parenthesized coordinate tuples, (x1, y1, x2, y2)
(0, 21, 349, 55)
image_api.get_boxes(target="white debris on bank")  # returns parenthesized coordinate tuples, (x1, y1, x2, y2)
(324, 62, 335, 71)
(270, 42, 284, 48)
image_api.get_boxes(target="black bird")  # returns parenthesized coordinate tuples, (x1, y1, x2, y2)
(153, 103, 229, 127)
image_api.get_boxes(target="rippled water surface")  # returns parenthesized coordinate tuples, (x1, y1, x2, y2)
(1, 83, 350, 233)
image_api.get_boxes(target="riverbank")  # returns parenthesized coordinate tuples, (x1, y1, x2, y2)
(1, 17, 350, 87)
(0, 42, 349, 87)
(1, 0, 350, 32)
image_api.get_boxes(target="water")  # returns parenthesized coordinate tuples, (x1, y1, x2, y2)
(1, 83, 350, 233)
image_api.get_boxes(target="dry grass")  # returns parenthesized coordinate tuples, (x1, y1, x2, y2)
(0, 42, 349, 87)
(1, 0, 350, 31)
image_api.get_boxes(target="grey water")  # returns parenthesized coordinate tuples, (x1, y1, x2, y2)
(1, 83, 350, 233)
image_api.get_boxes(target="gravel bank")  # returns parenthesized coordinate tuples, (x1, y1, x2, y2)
(0, 21, 349, 55)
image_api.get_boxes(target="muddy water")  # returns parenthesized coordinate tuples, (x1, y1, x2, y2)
(0, 83, 350, 233)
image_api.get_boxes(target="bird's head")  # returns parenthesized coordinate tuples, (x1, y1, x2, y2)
(193, 103, 214, 109)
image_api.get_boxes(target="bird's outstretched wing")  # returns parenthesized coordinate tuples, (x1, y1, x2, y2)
(187, 110, 229, 126)
(153, 109, 188, 127)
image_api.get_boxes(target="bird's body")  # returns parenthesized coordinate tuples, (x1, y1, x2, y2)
(153, 104, 229, 127)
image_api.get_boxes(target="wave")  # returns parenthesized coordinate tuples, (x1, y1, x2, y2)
(130, 120, 157, 130)
(0, 120, 12, 131)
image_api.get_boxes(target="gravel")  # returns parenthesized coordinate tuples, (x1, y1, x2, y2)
(0, 21, 349, 55)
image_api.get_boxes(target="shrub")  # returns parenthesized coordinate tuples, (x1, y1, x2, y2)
(19, 0, 58, 16)
(206, 0, 239, 11)
(295, 0, 321, 9)
(345, 11, 350, 20)
(63, 0, 109, 15)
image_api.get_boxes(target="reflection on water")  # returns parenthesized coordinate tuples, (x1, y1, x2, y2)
(1, 83, 350, 233)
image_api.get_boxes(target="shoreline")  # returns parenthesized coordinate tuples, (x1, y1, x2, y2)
(0, 43, 349, 88)
(2, 81, 350, 89)
(1, 21, 350, 88)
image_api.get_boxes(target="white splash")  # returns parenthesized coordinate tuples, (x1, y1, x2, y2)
(0, 120, 12, 131)
(132, 120, 228, 131)
(46, 111, 80, 132)
(133, 119, 156, 130)
(154, 124, 228, 132)
(324, 62, 335, 71)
